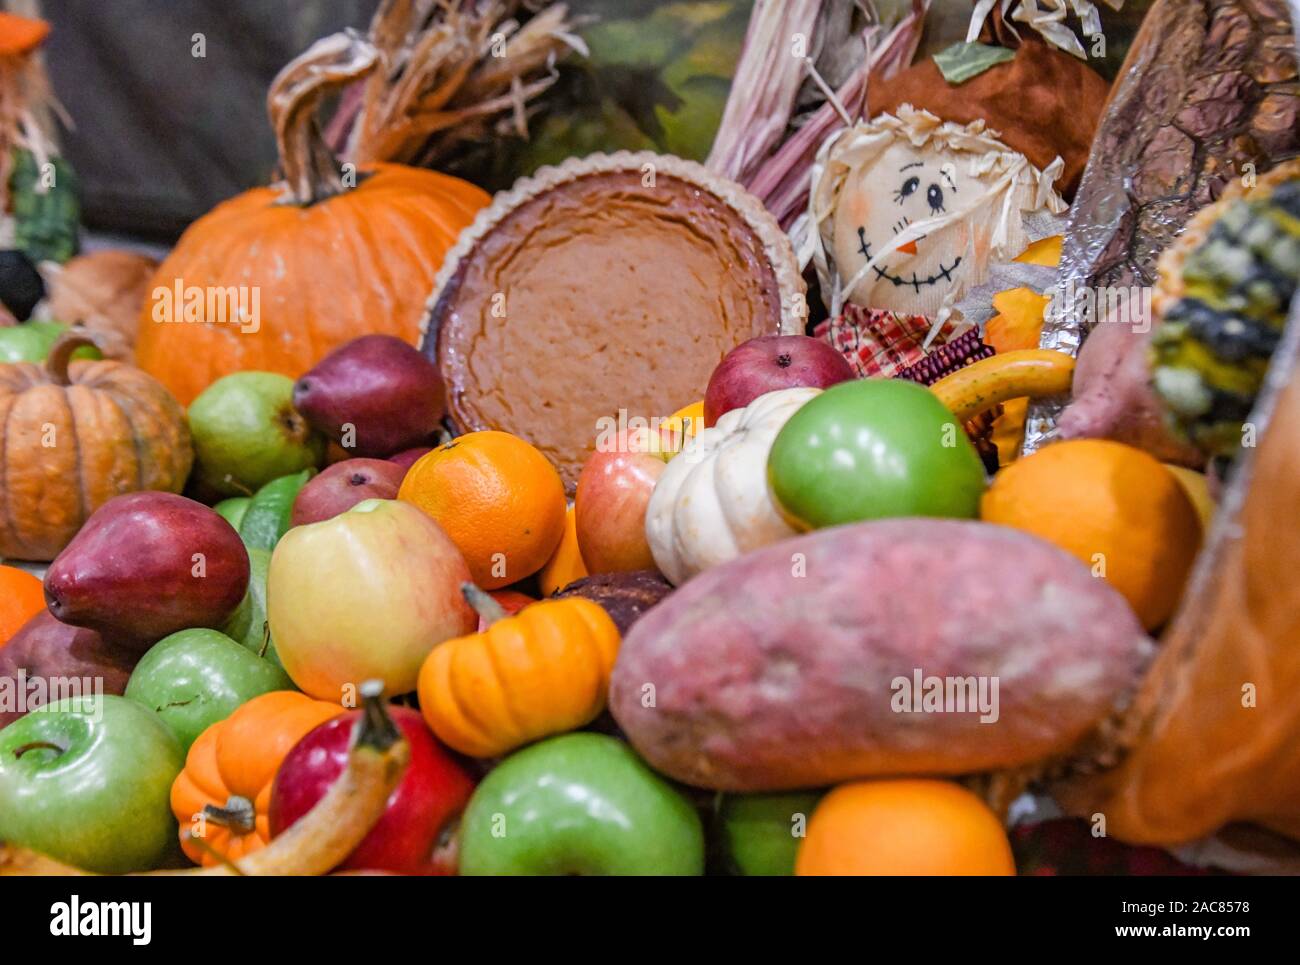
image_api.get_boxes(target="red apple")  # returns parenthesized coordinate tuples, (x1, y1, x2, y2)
(388, 447, 433, 472)
(704, 334, 854, 427)
(291, 459, 406, 526)
(575, 428, 670, 574)
(269, 706, 475, 874)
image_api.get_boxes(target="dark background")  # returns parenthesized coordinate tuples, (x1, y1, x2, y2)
(34, 1, 1151, 242)
(41, 0, 380, 238)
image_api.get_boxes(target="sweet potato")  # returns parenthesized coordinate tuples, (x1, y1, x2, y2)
(609, 519, 1152, 791)
(1056, 319, 1203, 467)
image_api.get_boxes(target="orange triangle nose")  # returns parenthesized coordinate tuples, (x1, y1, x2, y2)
(897, 240, 918, 256)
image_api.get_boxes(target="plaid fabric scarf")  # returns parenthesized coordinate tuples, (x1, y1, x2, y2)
(814, 304, 993, 380)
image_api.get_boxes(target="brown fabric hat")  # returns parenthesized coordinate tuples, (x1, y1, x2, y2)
(867, 19, 1109, 198)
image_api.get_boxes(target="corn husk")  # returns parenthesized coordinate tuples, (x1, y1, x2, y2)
(967, 0, 1126, 60)
(325, 0, 584, 168)
(709, 0, 930, 231)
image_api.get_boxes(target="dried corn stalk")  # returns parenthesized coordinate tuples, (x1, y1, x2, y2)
(335, 0, 584, 168)
(706, 0, 825, 185)
(713, 0, 929, 231)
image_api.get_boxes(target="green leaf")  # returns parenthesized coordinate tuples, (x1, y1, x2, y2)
(9, 149, 80, 264)
(932, 42, 1016, 86)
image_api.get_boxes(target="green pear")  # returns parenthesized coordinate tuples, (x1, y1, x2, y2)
(188, 372, 324, 496)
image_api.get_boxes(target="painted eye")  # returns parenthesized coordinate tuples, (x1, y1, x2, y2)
(897, 176, 920, 201)
(927, 184, 945, 213)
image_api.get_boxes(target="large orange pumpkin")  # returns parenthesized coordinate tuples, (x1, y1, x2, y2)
(134, 33, 488, 405)
(169, 690, 342, 866)
(0, 332, 192, 561)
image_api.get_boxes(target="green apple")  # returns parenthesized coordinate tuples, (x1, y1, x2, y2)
(0, 320, 101, 363)
(459, 733, 704, 875)
(213, 496, 251, 530)
(718, 791, 823, 876)
(221, 546, 282, 666)
(125, 628, 293, 752)
(768, 378, 986, 528)
(0, 695, 183, 873)
(188, 372, 324, 496)
(238, 469, 313, 551)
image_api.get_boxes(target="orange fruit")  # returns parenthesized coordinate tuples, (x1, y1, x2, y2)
(0, 564, 45, 647)
(538, 505, 588, 595)
(797, 779, 1015, 876)
(662, 400, 705, 456)
(980, 439, 1202, 630)
(398, 430, 566, 590)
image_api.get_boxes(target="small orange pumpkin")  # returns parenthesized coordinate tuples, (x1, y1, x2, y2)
(169, 691, 342, 866)
(418, 585, 620, 757)
(0, 332, 192, 561)
(134, 33, 488, 405)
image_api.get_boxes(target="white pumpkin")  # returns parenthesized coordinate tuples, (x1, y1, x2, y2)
(646, 387, 820, 585)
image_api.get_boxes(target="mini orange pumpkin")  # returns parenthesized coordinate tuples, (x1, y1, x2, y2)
(169, 690, 342, 866)
(0, 332, 192, 561)
(418, 585, 620, 757)
(134, 33, 488, 405)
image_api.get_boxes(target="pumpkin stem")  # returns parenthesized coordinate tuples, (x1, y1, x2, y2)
(202, 795, 258, 835)
(44, 327, 101, 385)
(268, 31, 378, 206)
(355, 679, 401, 753)
(461, 582, 508, 626)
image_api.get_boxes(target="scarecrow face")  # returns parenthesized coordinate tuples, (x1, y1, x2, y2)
(831, 140, 981, 317)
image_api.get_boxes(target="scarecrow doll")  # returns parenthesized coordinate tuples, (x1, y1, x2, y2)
(808, 3, 1111, 460)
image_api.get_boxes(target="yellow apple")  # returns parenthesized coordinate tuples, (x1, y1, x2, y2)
(267, 499, 475, 699)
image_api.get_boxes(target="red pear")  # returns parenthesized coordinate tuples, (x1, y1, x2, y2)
(43, 492, 249, 647)
(0, 611, 137, 728)
(294, 335, 445, 458)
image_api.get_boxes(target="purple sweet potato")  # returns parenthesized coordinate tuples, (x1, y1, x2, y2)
(1056, 319, 1203, 467)
(609, 519, 1153, 790)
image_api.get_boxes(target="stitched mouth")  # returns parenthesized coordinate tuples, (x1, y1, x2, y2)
(857, 230, 962, 293)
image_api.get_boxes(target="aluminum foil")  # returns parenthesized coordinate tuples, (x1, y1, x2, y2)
(1022, 0, 1300, 454)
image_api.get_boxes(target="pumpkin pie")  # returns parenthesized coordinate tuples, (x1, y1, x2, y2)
(422, 152, 804, 490)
